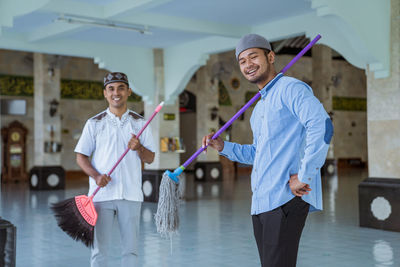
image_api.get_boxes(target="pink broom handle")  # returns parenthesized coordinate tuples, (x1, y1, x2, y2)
(91, 101, 164, 197)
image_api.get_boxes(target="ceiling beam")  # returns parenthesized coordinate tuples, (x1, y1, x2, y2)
(29, 0, 171, 42)
(29, 23, 85, 42)
(29, 6, 249, 43)
(104, 0, 172, 18)
(122, 13, 249, 38)
(40, 0, 105, 18)
(29, 0, 104, 42)
(0, 0, 50, 36)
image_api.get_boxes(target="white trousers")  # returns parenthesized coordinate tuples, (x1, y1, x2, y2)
(91, 200, 142, 267)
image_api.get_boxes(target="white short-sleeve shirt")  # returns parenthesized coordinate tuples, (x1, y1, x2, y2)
(75, 108, 155, 202)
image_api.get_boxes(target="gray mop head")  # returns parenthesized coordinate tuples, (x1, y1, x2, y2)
(154, 172, 182, 237)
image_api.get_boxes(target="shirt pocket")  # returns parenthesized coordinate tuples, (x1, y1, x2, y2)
(95, 124, 114, 152)
(265, 104, 293, 141)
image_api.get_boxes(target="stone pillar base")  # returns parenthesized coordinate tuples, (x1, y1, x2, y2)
(321, 159, 337, 177)
(29, 166, 65, 190)
(359, 178, 400, 232)
(194, 162, 222, 182)
(142, 170, 164, 202)
(142, 169, 185, 202)
(0, 217, 16, 267)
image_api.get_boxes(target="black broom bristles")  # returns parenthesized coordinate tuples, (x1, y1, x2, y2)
(50, 198, 94, 247)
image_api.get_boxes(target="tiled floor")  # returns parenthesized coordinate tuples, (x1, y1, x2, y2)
(1, 168, 400, 266)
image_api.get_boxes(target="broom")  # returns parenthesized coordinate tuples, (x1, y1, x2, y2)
(51, 101, 164, 247)
(155, 34, 322, 237)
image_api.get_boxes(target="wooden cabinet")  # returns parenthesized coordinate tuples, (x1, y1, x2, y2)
(1, 121, 28, 183)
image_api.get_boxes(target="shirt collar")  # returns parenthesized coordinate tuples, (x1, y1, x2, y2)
(106, 108, 130, 121)
(259, 73, 284, 99)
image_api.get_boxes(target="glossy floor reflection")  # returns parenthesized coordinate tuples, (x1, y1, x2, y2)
(1, 168, 400, 266)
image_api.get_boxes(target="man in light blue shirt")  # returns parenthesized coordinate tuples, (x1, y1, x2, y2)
(202, 34, 333, 267)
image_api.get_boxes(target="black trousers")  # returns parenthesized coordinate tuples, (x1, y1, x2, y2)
(252, 197, 309, 267)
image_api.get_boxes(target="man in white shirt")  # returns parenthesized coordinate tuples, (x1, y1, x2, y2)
(74, 72, 155, 267)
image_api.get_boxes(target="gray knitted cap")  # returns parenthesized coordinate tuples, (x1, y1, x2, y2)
(235, 34, 272, 60)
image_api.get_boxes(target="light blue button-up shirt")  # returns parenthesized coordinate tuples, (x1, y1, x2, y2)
(220, 75, 333, 215)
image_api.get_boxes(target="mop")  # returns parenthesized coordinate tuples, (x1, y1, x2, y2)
(155, 34, 322, 238)
(51, 102, 164, 247)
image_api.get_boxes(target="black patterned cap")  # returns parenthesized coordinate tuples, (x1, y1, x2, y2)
(104, 72, 129, 87)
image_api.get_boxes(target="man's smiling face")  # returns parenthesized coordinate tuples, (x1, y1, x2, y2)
(238, 48, 274, 87)
(103, 82, 131, 109)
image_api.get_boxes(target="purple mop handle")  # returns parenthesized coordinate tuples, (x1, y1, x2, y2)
(281, 34, 321, 73)
(182, 34, 321, 168)
(91, 101, 164, 197)
(182, 91, 262, 168)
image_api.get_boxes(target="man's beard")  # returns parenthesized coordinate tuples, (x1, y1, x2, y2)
(247, 71, 268, 85)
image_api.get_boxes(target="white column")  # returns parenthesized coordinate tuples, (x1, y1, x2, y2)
(367, 0, 400, 179)
(196, 65, 219, 162)
(312, 44, 335, 160)
(312, 44, 333, 111)
(145, 49, 180, 170)
(33, 53, 61, 166)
